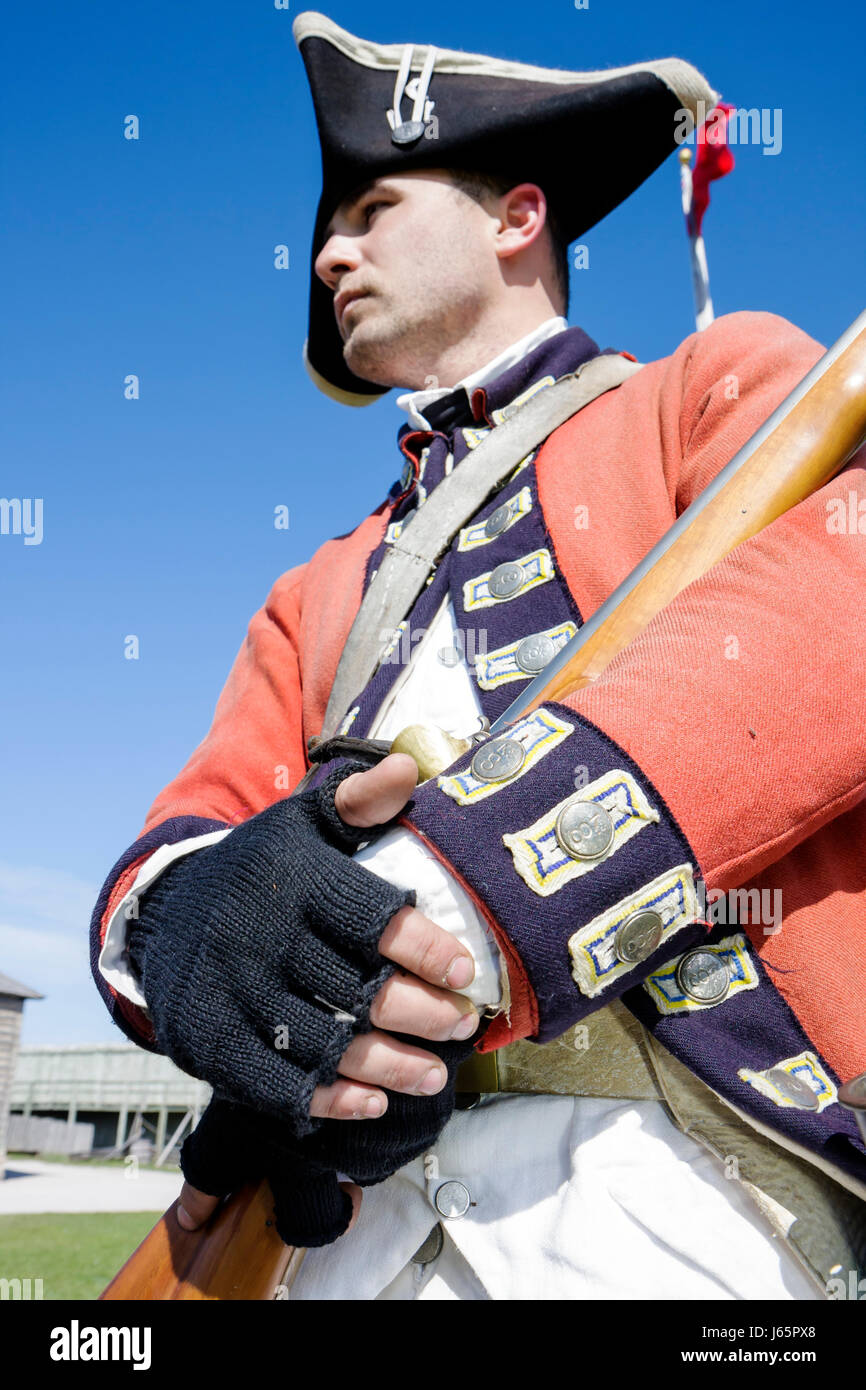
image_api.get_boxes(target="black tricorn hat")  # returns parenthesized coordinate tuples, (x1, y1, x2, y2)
(293, 11, 717, 406)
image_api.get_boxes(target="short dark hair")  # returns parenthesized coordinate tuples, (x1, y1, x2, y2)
(445, 168, 570, 317)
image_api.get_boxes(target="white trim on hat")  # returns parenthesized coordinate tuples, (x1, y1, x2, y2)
(293, 11, 718, 116)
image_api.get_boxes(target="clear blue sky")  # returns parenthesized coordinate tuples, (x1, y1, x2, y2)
(2, 0, 864, 1044)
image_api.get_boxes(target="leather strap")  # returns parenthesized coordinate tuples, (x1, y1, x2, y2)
(320, 354, 642, 740)
(456, 999, 661, 1100)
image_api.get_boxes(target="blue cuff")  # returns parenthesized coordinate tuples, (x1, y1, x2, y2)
(405, 701, 707, 1041)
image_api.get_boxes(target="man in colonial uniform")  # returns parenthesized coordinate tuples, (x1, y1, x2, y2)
(90, 13, 866, 1299)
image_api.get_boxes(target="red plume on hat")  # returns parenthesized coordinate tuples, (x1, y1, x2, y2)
(690, 102, 736, 238)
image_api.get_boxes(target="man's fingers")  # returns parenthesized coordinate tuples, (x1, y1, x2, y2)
(310, 1078, 390, 1120)
(331, 757, 477, 990)
(311, 978, 478, 1117)
(336, 1030, 449, 1097)
(370, 973, 478, 1042)
(379, 905, 476, 991)
(333, 753, 419, 827)
(176, 1182, 221, 1231)
(310, 976, 478, 1118)
(311, 1031, 450, 1115)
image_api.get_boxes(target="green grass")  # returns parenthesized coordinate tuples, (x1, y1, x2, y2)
(0, 1212, 158, 1300)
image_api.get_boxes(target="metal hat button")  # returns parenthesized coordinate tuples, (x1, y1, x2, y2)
(676, 948, 730, 1004)
(470, 736, 525, 783)
(516, 632, 555, 674)
(555, 800, 614, 861)
(614, 909, 664, 964)
(434, 1181, 472, 1219)
(488, 561, 525, 599)
(391, 120, 426, 145)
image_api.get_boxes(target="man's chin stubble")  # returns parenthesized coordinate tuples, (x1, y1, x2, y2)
(343, 324, 420, 390)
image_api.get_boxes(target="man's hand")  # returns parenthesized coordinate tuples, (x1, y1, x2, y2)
(133, 751, 484, 1242)
(309, 753, 479, 1121)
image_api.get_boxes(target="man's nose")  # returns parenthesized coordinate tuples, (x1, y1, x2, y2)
(314, 235, 362, 291)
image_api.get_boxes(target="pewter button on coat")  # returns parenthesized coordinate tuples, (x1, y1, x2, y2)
(676, 948, 730, 1004)
(489, 561, 525, 598)
(614, 909, 664, 964)
(434, 1181, 472, 1219)
(437, 645, 461, 667)
(470, 736, 525, 782)
(765, 1068, 820, 1110)
(516, 632, 555, 674)
(555, 800, 614, 860)
(484, 503, 512, 537)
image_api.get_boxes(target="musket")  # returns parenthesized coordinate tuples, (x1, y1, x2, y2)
(101, 309, 866, 1300)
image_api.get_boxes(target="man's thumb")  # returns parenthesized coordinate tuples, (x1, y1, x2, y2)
(333, 753, 419, 828)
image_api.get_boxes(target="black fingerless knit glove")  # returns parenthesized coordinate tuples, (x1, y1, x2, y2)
(180, 1026, 480, 1248)
(128, 764, 414, 1138)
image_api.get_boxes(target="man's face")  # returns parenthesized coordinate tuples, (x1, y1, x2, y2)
(314, 171, 500, 390)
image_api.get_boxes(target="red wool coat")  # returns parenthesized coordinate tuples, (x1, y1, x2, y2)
(91, 310, 866, 1188)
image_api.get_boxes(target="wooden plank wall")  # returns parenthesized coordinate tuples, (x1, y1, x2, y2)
(0, 996, 24, 1178)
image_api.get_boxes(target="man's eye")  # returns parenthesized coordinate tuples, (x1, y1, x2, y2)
(362, 201, 387, 223)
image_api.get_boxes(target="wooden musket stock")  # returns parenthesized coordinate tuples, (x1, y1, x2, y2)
(100, 310, 866, 1301)
(102, 1182, 304, 1301)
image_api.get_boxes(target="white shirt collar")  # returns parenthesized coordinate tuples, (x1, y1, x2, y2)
(395, 316, 569, 430)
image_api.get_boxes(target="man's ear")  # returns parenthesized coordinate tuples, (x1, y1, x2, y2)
(492, 184, 548, 263)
